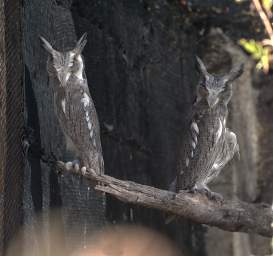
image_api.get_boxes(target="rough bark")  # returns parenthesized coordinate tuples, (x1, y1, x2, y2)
(55, 162, 273, 238)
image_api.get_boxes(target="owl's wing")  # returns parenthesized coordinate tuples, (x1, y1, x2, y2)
(65, 78, 104, 174)
(178, 107, 223, 189)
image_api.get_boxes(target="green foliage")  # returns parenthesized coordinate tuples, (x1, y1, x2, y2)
(239, 39, 270, 71)
(262, 0, 273, 11)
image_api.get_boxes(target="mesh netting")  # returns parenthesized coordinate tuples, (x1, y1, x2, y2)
(0, 0, 24, 254)
(23, 1, 106, 254)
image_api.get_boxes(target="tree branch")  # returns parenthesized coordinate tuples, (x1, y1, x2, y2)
(56, 161, 273, 238)
(252, 0, 273, 44)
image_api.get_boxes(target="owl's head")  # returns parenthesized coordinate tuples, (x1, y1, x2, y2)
(40, 33, 87, 87)
(196, 57, 243, 108)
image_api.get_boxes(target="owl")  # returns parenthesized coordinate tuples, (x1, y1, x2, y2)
(40, 33, 104, 175)
(176, 57, 243, 200)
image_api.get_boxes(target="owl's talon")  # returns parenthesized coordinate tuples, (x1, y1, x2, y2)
(81, 166, 87, 175)
(65, 161, 73, 171)
(63, 160, 81, 173)
(205, 190, 223, 203)
(178, 189, 191, 194)
(74, 163, 80, 172)
(188, 185, 224, 204)
(182, 186, 224, 204)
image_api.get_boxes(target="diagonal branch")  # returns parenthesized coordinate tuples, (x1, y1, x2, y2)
(56, 161, 273, 238)
(252, 0, 273, 44)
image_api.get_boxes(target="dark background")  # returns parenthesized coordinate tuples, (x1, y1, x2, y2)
(1, 0, 273, 255)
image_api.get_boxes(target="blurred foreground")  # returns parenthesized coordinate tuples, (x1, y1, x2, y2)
(6, 212, 181, 256)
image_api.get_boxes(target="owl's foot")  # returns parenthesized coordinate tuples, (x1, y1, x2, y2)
(205, 190, 223, 203)
(80, 166, 88, 175)
(191, 185, 224, 204)
(63, 161, 94, 176)
(64, 160, 81, 173)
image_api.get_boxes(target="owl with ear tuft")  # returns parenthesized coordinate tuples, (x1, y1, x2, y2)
(176, 57, 243, 201)
(40, 33, 104, 175)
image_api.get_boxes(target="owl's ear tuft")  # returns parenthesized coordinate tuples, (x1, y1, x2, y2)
(223, 63, 244, 84)
(196, 56, 210, 80)
(75, 33, 87, 55)
(40, 36, 56, 55)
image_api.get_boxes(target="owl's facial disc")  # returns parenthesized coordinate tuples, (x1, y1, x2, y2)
(206, 89, 220, 108)
(73, 54, 84, 80)
(57, 71, 71, 87)
(202, 76, 224, 108)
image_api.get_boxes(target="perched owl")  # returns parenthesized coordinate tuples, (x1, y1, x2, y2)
(40, 33, 104, 175)
(176, 57, 243, 200)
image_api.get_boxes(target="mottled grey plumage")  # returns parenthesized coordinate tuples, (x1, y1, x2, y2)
(40, 33, 104, 174)
(177, 57, 243, 198)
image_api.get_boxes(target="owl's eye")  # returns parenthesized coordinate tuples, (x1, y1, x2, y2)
(198, 85, 209, 97)
(68, 60, 74, 68)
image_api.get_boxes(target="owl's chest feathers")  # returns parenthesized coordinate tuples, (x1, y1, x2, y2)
(53, 87, 66, 119)
(54, 81, 98, 149)
(186, 103, 228, 169)
(54, 79, 87, 117)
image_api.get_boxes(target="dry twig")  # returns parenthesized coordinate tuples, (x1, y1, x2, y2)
(252, 0, 273, 44)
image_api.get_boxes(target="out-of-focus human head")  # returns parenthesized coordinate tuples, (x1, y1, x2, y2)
(73, 225, 181, 256)
(7, 212, 182, 256)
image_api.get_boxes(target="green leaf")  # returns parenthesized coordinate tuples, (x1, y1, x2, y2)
(262, 0, 273, 11)
(239, 39, 264, 59)
(261, 48, 269, 68)
(239, 39, 270, 72)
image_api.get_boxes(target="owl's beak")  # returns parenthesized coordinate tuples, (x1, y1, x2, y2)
(59, 73, 69, 87)
(207, 95, 219, 108)
(59, 76, 66, 87)
(60, 81, 66, 87)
